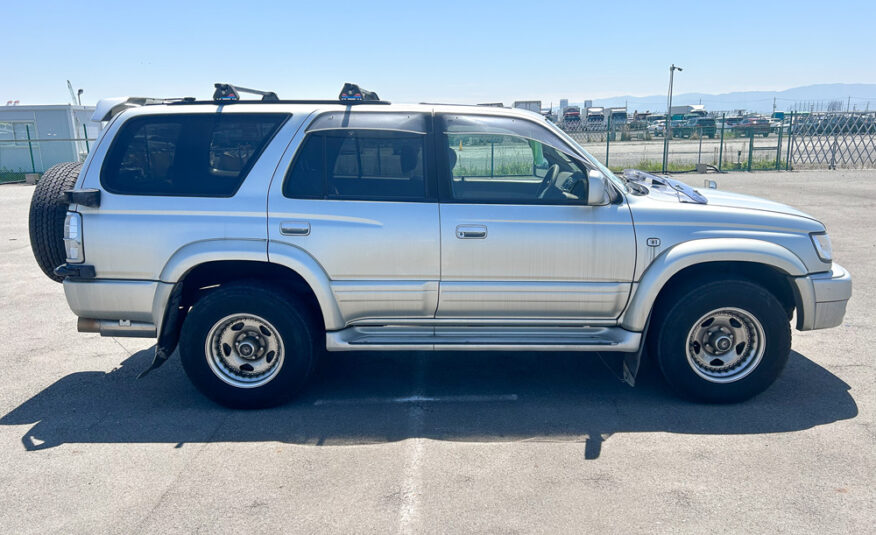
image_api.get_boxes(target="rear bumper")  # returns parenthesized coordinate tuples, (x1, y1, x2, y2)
(793, 263, 852, 331)
(63, 279, 172, 338)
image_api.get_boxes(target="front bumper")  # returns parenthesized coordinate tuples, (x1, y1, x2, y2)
(793, 263, 852, 331)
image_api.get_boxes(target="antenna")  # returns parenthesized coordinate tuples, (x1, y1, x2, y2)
(67, 80, 77, 105)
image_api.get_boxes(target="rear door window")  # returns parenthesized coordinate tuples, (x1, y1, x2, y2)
(101, 113, 287, 196)
(284, 129, 428, 201)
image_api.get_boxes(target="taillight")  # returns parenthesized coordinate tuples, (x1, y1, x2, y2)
(63, 212, 84, 263)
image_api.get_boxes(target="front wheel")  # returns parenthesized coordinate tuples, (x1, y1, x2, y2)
(649, 279, 791, 403)
(179, 282, 318, 408)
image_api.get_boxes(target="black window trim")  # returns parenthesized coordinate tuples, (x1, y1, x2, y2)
(434, 113, 593, 206)
(282, 117, 438, 203)
(100, 112, 290, 198)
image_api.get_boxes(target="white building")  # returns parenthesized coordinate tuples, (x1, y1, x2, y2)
(0, 104, 100, 174)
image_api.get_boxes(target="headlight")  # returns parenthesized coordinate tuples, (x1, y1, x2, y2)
(810, 232, 832, 263)
(63, 212, 84, 263)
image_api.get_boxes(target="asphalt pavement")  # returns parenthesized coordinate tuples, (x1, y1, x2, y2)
(0, 170, 873, 534)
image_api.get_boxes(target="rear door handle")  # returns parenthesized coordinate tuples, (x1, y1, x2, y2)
(456, 224, 487, 239)
(280, 220, 311, 236)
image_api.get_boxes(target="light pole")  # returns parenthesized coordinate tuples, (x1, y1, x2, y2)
(662, 64, 682, 173)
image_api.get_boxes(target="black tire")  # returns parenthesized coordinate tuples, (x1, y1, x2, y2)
(649, 279, 791, 403)
(179, 282, 318, 409)
(28, 161, 83, 282)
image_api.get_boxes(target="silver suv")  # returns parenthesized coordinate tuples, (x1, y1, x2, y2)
(28, 84, 852, 408)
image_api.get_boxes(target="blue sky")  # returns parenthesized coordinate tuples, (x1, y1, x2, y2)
(4, 0, 875, 106)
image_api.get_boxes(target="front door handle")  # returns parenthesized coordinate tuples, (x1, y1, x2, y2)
(280, 220, 311, 236)
(456, 224, 487, 239)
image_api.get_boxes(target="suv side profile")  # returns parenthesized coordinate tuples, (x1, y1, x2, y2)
(29, 84, 852, 408)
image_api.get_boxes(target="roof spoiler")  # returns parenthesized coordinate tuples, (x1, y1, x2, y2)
(92, 96, 193, 122)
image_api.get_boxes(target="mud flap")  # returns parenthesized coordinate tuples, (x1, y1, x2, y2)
(623, 314, 652, 386)
(622, 350, 642, 387)
(138, 282, 184, 379)
(598, 350, 642, 387)
(598, 317, 650, 387)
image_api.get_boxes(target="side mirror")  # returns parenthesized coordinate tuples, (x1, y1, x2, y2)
(704, 179, 718, 189)
(587, 170, 610, 206)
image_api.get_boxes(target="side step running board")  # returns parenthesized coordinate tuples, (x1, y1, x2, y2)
(326, 325, 641, 352)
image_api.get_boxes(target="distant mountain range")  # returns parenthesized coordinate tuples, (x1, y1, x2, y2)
(571, 84, 876, 114)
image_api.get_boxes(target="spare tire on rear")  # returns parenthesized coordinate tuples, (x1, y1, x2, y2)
(28, 161, 83, 282)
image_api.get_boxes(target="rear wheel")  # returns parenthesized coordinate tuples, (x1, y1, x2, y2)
(179, 282, 318, 408)
(649, 279, 791, 403)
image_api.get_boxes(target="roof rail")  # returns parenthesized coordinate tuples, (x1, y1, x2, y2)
(92, 96, 195, 122)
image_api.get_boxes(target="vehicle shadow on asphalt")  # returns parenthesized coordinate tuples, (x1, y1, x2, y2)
(0, 349, 858, 459)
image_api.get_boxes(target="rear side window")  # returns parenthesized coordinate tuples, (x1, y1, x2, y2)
(101, 113, 287, 196)
(284, 129, 427, 201)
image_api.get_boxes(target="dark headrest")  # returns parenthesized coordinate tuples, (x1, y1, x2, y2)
(447, 147, 458, 170)
(399, 143, 419, 173)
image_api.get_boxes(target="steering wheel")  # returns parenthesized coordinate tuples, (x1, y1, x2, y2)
(536, 164, 560, 199)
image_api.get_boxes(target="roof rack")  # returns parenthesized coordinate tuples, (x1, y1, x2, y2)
(92, 83, 390, 121)
(213, 83, 278, 102)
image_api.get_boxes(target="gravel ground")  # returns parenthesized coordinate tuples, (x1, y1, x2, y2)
(0, 169, 873, 534)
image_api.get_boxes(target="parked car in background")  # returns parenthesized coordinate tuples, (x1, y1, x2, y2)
(628, 119, 649, 131)
(735, 117, 771, 137)
(648, 120, 665, 137)
(673, 117, 717, 139)
(666, 119, 686, 138)
(723, 116, 744, 130)
(562, 106, 581, 128)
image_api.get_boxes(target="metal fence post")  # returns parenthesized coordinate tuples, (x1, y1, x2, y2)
(776, 119, 783, 170)
(747, 131, 754, 172)
(25, 125, 36, 174)
(786, 111, 794, 171)
(662, 120, 668, 173)
(718, 113, 725, 171)
(83, 124, 90, 152)
(605, 113, 611, 167)
(697, 127, 703, 165)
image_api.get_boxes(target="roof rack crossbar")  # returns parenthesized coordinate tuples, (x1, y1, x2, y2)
(167, 99, 391, 106)
(213, 83, 279, 102)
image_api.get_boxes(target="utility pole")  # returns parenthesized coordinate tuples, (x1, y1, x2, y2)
(662, 64, 682, 174)
(773, 97, 776, 114)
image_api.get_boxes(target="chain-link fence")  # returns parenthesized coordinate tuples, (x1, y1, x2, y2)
(788, 112, 876, 169)
(557, 111, 876, 173)
(0, 124, 96, 183)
